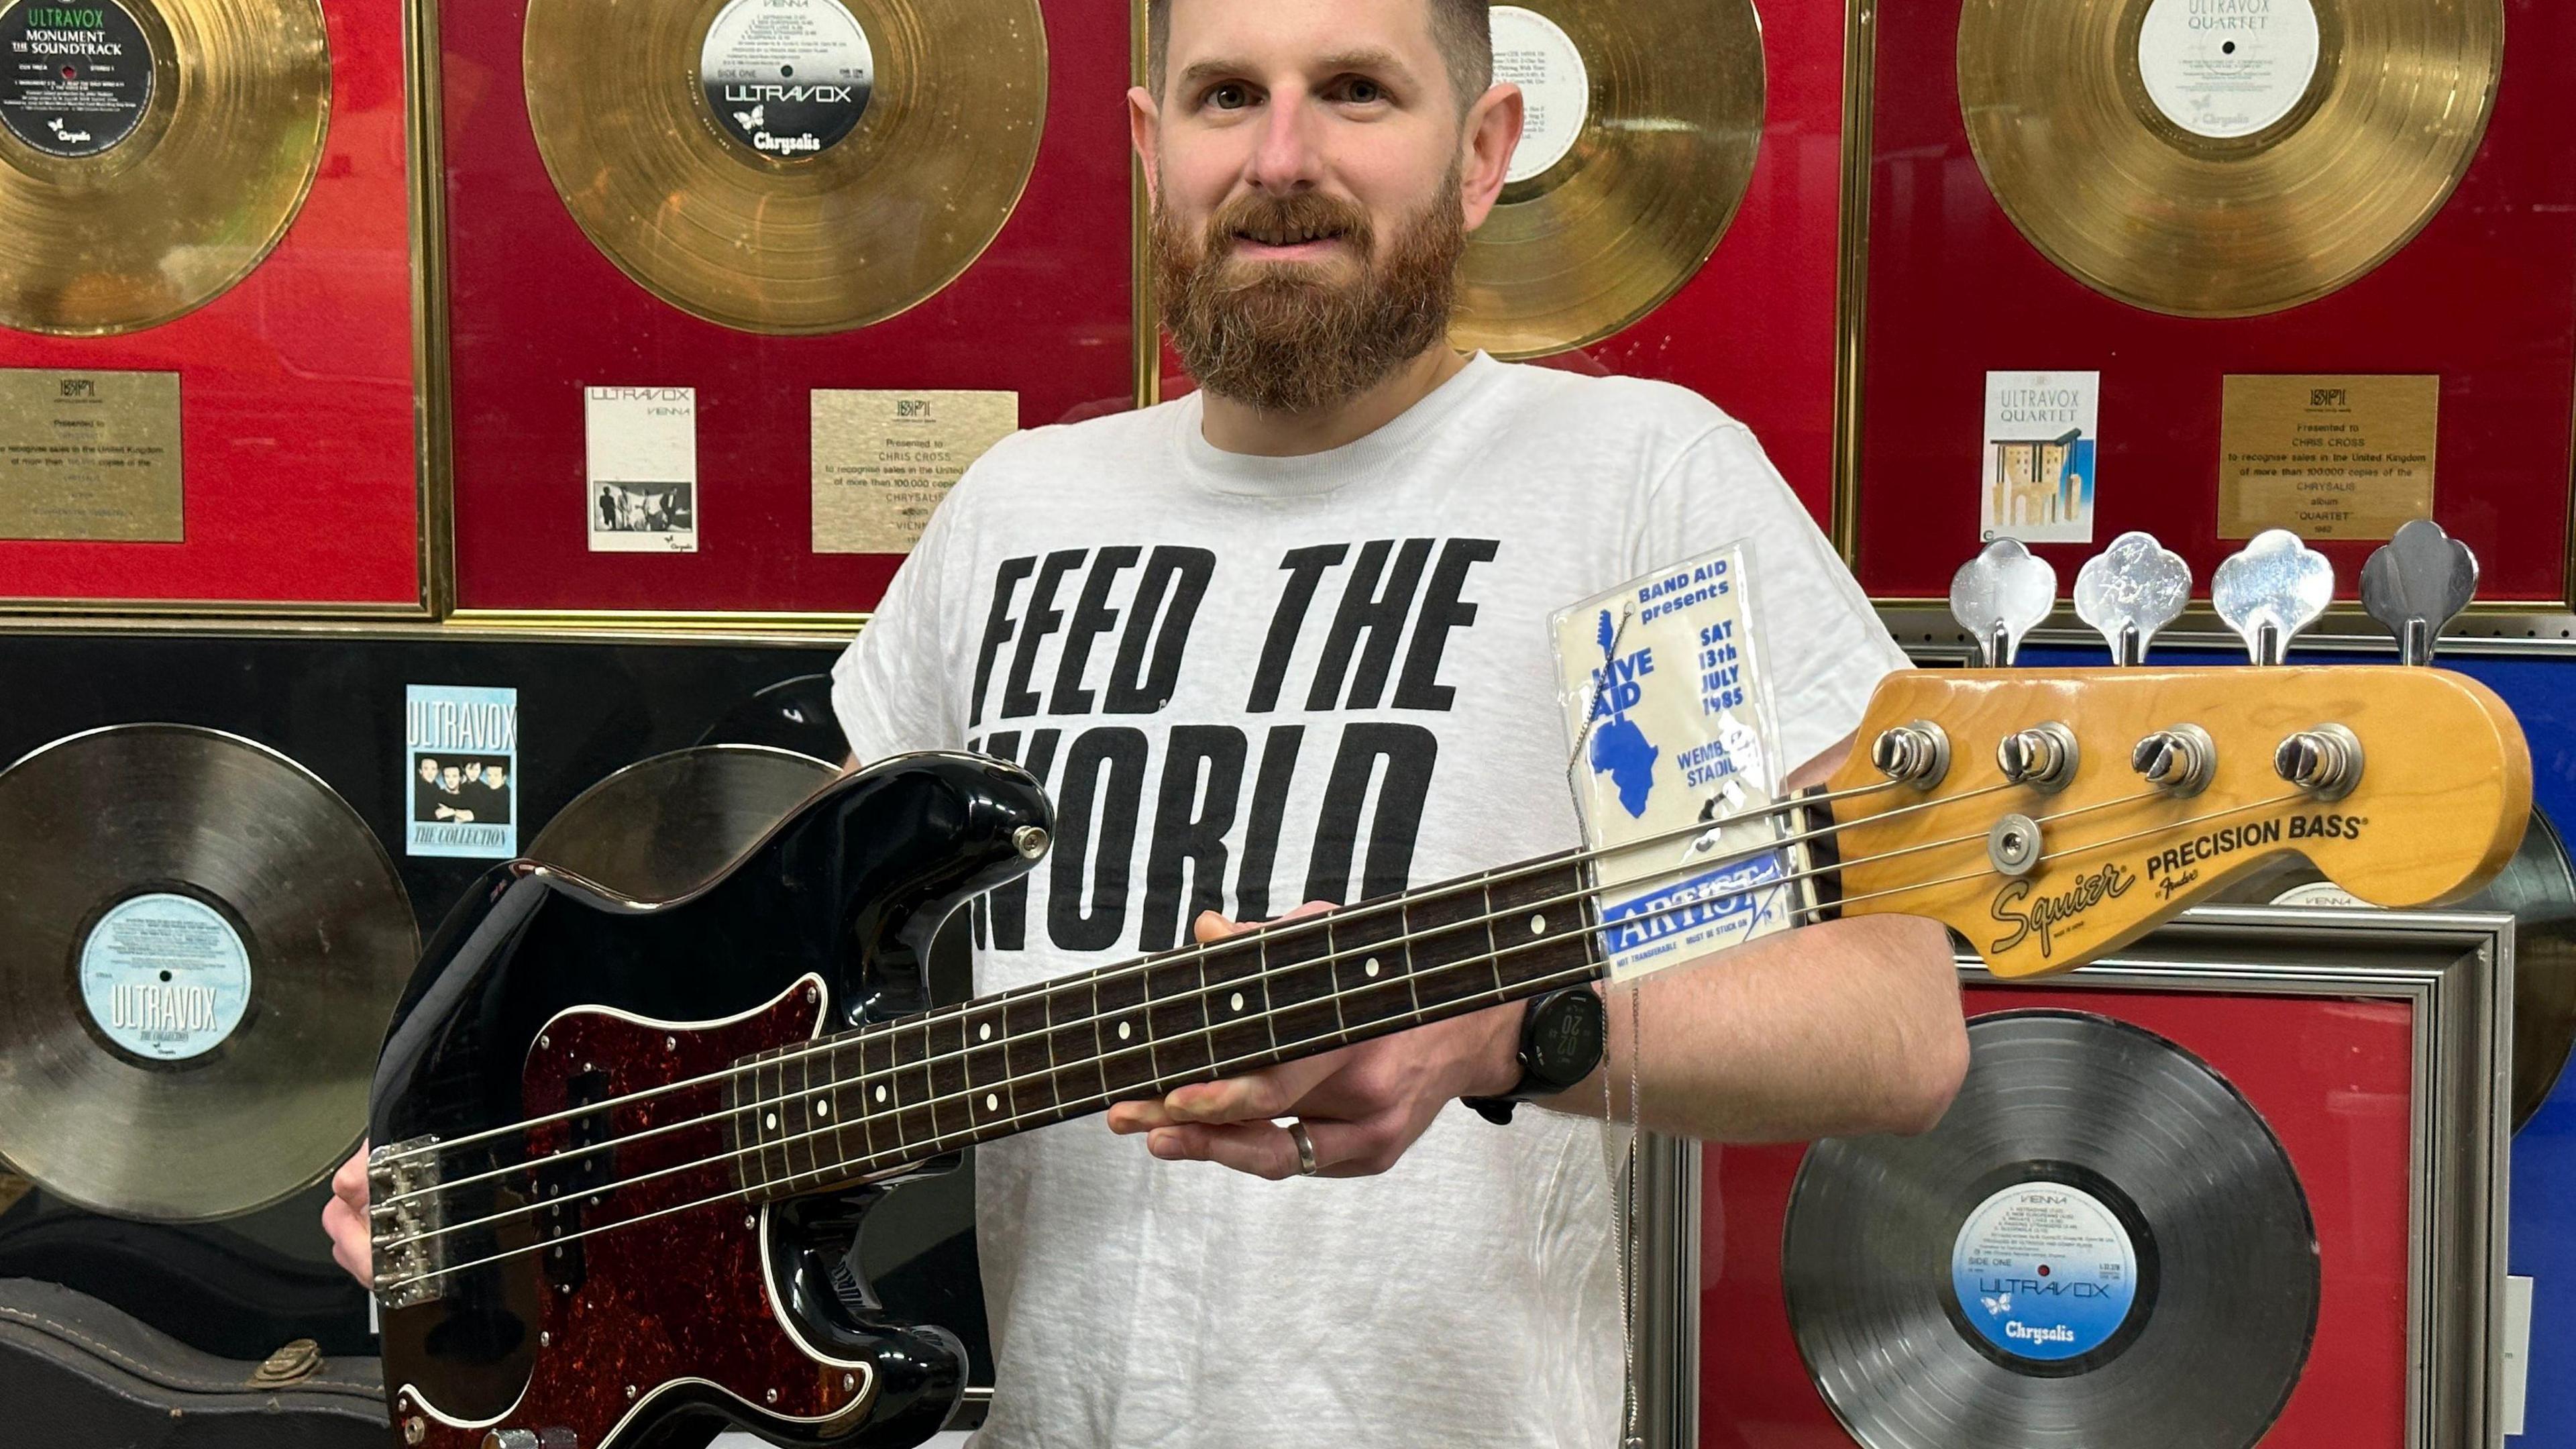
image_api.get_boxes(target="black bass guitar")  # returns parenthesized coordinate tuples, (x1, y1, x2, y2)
(368, 661, 2527, 1449)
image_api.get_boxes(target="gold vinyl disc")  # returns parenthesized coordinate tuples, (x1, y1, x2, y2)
(523, 0, 1046, 335)
(0, 0, 328, 335)
(1958, 0, 2501, 319)
(1451, 0, 1764, 360)
(0, 726, 415, 1222)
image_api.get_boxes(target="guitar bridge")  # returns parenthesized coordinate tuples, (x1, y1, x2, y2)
(369, 1135, 448, 1309)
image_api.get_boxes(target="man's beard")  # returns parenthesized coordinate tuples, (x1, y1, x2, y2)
(1152, 166, 1466, 416)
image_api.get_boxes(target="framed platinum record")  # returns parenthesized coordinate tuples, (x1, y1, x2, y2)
(1666, 906, 2512, 1449)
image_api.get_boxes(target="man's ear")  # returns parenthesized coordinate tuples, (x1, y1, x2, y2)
(1459, 82, 1524, 233)
(1128, 85, 1162, 204)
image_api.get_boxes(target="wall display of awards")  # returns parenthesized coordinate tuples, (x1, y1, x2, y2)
(0, 0, 425, 610)
(1841, 0, 2576, 604)
(439, 0, 1133, 621)
(1697, 916, 2511, 1448)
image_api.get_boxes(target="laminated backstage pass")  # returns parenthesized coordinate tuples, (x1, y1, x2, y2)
(1552, 543, 1794, 983)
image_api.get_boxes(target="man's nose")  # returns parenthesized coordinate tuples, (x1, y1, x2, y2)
(1244, 90, 1325, 192)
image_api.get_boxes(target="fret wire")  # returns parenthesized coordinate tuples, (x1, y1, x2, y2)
(380, 777, 1936, 1182)
(1324, 916, 1351, 1046)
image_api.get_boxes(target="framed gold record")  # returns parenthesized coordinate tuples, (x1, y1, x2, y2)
(1957, 0, 2503, 318)
(521, 0, 1047, 335)
(0, 0, 329, 335)
(1450, 0, 1764, 359)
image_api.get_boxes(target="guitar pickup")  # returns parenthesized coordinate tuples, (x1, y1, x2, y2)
(537, 1070, 612, 1295)
(368, 1135, 447, 1310)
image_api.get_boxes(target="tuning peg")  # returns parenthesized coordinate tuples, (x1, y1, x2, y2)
(2212, 531, 2333, 666)
(1949, 539, 2058, 667)
(2074, 532, 2191, 665)
(2360, 519, 2477, 666)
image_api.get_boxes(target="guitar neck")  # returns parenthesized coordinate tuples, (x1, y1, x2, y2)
(729, 852, 1606, 1199)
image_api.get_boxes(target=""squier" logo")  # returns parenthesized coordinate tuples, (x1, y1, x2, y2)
(1988, 863, 2136, 958)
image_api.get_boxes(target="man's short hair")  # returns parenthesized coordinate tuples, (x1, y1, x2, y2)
(1146, 0, 1493, 114)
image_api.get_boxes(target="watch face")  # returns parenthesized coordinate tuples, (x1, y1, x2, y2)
(1529, 988, 1607, 1088)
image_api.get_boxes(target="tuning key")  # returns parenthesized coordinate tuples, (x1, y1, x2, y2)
(2074, 531, 2190, 665)
(2360, 519, 2477, 666)
(2212, 530, 2333, 666)
(1949, 539, 2059, 667)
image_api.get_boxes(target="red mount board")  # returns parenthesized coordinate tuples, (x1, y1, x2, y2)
(1701, 988, 2415, 1447)
(1155, 0, 1847, 531)
(441, 0, 1134, 616)
(0, 0, 421, 609)
(1849, 0, 2576, 604)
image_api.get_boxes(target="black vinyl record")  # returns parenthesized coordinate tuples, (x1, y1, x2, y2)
(1783, 1010, 2318, 1449)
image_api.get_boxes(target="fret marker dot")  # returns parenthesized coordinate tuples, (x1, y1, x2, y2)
(763, 1112, 777, 1130)
(1365, 957, 1381, 977)
(979, 1023, 992, 1041)
(985, 1093, 1000, 1112)
(814, 1099, 830, 1118)
(1230, 991, 1245, 1011)
(874, 1085, 887, 1102)
(1118, 1021, 1132, 1040)
(1530, 914, 1546, 934)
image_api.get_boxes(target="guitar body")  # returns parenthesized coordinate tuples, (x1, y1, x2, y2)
(368, 753, 1052, 1449)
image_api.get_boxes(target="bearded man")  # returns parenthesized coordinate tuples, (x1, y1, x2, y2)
(828, 1, 1964, 1443)
(326, 1, 1965, 1442)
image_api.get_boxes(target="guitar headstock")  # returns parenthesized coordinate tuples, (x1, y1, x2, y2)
(1828, 527, 2530, 979)
(1826, 665, 2530, 977)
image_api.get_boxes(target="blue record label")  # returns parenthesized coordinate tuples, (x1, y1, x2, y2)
(80, 892, 251, 1061)
(1949, 1181, 2139, 1362)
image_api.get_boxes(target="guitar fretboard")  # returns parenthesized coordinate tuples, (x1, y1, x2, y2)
(727, 855, 1600, 1199)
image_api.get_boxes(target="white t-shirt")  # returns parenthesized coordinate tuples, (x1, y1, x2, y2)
(829, 353, 1908, 1449)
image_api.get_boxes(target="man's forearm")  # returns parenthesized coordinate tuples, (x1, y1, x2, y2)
(1552, 912, 1967, 1142)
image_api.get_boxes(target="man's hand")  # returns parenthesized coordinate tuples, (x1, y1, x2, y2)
(1104, 905, 1522, 1180)
(323, 1143, 372, 1286)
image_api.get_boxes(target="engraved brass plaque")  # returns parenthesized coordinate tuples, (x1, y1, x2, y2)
(810, 388, 1016, 555)
(2218, 374, 2438, 541)
(0, 368, 181, 541)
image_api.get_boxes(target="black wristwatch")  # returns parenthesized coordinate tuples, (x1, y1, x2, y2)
(1461, 987, 1607, 1125)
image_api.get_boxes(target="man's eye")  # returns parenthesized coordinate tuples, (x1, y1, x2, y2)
(1341, 77, 1385, 104)
(1208, 83, 1252, 110)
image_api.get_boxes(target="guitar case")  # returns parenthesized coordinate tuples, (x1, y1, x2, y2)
(0, 1278, 387, 1448)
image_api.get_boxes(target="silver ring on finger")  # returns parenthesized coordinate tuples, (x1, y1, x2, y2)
(1288, 1119, 1320, 1177)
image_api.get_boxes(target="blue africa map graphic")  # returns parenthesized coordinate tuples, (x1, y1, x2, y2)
(1588, 608, 1659, 818)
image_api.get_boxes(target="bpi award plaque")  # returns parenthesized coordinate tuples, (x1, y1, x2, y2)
(0, 369, 180, 542)
(2218, 375, 2438, 541)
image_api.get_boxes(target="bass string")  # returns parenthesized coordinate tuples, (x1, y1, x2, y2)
(373, 770, 1957, 1178)
(376, 782, 2286, 1262)
(374, 784, 1940, 1215)
(376, 954, 1607, 1289)
(374, 783, 2025, 1223)
(409, 772, 2131, 1210)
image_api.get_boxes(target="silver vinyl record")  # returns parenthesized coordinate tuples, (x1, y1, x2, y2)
(1784, 1011, 2317, 1449)
(0, 725, 416, 1222)
(525, 743, 835, 902)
